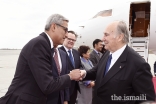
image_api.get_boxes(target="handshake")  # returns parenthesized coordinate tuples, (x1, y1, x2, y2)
(68, 69, 86, 81)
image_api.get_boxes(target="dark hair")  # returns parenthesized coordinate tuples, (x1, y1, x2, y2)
(78, 45, 90, 57)
(68, 30, 78, 38)
(100, 44, 107, 54)
(93, 39, 103, 48)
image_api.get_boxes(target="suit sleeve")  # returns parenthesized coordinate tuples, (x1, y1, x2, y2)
(132, 63, 155, 102)
(84, 65, 98, 81)
(27, 40, 71, 95)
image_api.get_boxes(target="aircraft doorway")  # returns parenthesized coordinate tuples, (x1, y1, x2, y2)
(129, 2, 151, 62)
(129, 2, 150, 37)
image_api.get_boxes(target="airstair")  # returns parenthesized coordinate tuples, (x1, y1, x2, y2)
(129, 37, 149, 62)
(129, 25, 149, 62)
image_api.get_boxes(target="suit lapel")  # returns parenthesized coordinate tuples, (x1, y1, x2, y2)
(40, 32, 51, 48)
(60, 46, 74, 69)
(93, 50, 100, 61)
(98, 46, 129, 88)
(59, 49, 65, 75)
(72, 50, 77, 68)
(95, 52, 109, 88)
(99, 52, 103, 58)
(40, 33, 60, 76)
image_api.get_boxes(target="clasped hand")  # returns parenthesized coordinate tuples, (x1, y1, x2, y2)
(68, 69, 86, 81)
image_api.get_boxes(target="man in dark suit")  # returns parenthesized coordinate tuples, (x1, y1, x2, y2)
(81, 21, 155, 104)
(60, 31, 81, 104)
(0, 14, 81, 104)
(46, 48, 70, 104)
(89, 39, 103, 66)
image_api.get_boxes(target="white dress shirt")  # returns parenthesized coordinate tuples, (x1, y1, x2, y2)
(63, 46, 75, 61)
(108, 45, 127, 72)
(82, 45, 127, 78)
(44, 32, 62, 71)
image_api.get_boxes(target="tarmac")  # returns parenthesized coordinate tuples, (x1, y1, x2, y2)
(0, 50, 20, 97)
(0, 50, 156, 98)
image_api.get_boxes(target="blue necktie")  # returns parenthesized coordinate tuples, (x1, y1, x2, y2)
(68, 50, 75, 68)
(104, 54, 112, 76)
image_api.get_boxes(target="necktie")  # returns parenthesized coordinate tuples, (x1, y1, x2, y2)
(54, 48, 61, 75)
(97, 52, 100, 57)
(104, 54, 112, 76)
(68, 50, 75, 68)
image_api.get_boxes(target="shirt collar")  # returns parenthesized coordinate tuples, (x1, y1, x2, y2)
(81, 57, 87, 62)
(111, 45, 127, 61)
(94, 49, 99, 54)
(44, 32, 53, 49)
(63, 46, 72, 52)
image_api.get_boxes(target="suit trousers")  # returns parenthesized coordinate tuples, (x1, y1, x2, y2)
(68, 88, 77, 104)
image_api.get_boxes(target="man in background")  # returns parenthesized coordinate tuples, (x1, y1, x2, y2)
(60, 31, 81, 104)
(89, 39, 103, 66)
(46, 47, 70, 104)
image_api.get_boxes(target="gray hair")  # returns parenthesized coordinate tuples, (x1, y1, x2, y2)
(116, 21, 129, 43)
(45, 14, 69, 31)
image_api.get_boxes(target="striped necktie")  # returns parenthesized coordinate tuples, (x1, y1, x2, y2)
(54, 48, 61, 75)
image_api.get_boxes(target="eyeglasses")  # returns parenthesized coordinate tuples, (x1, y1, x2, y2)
(66, 37, 76, 42)
(56, 24, 68, 33)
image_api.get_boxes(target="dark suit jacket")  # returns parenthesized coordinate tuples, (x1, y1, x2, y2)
(59, 46, 81, 95)
(85, 45, 155, 104)
(89, 50, 103, 66)
(0, 32, 71, 104)
(47, 48, 70, 104)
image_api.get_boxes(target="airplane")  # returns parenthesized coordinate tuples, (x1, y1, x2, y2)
(70, 0, 156, 63)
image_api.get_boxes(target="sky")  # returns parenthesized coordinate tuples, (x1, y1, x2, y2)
(0, 0, 136, 49)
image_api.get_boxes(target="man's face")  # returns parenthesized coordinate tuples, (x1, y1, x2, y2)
(102, 24, 119, 53)
(53, 21, 68, 46)
(95, 42, 103, 52)
(63, 33, 76, 49)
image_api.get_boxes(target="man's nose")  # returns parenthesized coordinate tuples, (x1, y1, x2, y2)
(64, 35, 68, 38)
(65, 33, 68, 37)
(101, 37, 105, 41)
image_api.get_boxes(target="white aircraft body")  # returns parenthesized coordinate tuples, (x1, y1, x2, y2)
(71, 0, 156, 63)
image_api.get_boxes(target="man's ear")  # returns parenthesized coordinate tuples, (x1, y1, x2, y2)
(95, 43, 98, 48)
(50, 23, 56, 32)
(118, 34, 124, 42)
